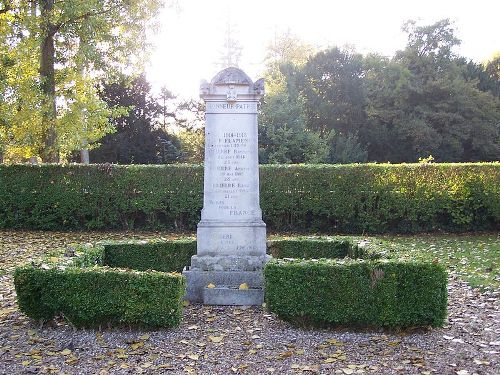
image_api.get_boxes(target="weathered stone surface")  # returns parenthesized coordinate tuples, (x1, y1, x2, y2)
(203, 286, 264, 306)
(183, 67, 269, 305)
(190, 254, 271, 271)
(183, 268, 264, 302)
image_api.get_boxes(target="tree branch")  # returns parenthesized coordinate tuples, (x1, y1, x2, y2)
(0, 1, 12, 15)
(54, 5, 120, 33)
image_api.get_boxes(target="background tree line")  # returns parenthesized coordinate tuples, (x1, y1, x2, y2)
(259, 20, 499, 163)
(1, 13, 498, 164)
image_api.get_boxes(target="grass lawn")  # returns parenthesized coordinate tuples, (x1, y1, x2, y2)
(267, 233, 499, 291)
(382, 234, 499, 291)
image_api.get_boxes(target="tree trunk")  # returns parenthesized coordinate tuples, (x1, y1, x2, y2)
(80, 148, 90, 164)
(0, 150, 3, 164)
(40, 0, 59, 163)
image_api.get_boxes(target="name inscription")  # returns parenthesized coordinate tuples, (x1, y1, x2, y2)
(205, 126, 256, 219)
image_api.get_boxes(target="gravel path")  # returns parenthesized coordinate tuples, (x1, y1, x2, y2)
(0, 230, 498, 374)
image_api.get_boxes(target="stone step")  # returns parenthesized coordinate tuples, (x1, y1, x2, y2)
(183, 268, 264, 303)
(203, 285, 264, 306)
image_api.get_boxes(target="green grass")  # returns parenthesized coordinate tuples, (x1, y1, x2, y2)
(268, 234, 499, 291)
(382, 234, 499, 291)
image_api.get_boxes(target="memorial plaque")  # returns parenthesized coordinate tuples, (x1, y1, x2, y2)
(183, 67, 268, 304)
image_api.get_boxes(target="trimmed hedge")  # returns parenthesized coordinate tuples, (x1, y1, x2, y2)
(268, 237, 382, 260)
(0, 163, 498, 233)
(99, 237, 374, 272)
(14, 245, 186, 328)
(264, 258, 448, 328)
(103, 240, 197, 272)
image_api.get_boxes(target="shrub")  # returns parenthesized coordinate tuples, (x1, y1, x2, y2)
(103, 240, 197, 272)
(264, 258, 447, 328)
(268, 237, 382, 259)
(14, 245, 186, 328)
(101, 238, 378, 272)
(0, 163, 498, 233)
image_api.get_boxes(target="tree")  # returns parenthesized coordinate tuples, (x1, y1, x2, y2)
(363, 20, 500, 162)
(259, 62, 329, 163)
(259, 33, 329, 163)
(0, 0, 165, 162)
(90, 75, 181, 164)
(484, 52, 500, 98)
(217, 21, 243, 69)
(265, 30, 314, 66)
(298, 47, 367, 138)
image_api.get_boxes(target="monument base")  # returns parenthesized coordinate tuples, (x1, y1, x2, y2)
(182, 268, 265, 303)
(196, 221, 267, 256)
(203, 285, 264, 306)
(183, 220, 269, 305)
(190, 254, 270, 271)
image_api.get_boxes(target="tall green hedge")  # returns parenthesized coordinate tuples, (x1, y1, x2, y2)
(264, 258, 448, 328)
(1, 163, 498, 233)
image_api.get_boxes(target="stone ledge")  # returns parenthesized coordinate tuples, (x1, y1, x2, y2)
(183, 269, 264, 303)
(190, 254, 271, 271)
(203, 286, 264, 306)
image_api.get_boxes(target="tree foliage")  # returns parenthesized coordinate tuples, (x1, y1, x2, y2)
(260, 20, 499, 163)
(0, 0, 165, 162)
(90, 75, 181, 164)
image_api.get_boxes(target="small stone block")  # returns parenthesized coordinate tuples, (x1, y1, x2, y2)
(203, 286, 264, 306)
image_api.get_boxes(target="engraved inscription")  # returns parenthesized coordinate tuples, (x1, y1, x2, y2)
(204, 127, 256, 219)
(206, 102, 257, 113)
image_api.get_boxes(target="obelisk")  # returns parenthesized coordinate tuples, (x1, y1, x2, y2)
(183, 67, 268, 305)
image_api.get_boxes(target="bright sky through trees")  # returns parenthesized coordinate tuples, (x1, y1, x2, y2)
(147, 0, 499, 99)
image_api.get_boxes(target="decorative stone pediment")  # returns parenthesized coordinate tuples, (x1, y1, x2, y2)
(211, 67, 253, 86)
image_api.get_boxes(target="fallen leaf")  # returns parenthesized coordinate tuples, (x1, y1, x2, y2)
(326, 338, 343, 346)
(207, 283, 216, 289)
(60, 349, 72, 356)
(278, 351, 293, 359)
(341, 369, 354, 375)
(188, 353, 199, 361)
(66, 355, 78, 365)
(473, 359, 490, 365)
(130, 341, 144, 350)
(239, 283, 249, 290)
(208, 335, 224, 343)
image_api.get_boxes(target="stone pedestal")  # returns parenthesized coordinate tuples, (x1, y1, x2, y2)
(183, 67, 268, 304)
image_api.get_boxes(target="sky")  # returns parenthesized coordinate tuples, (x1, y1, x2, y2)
(146, 0, 500, 99)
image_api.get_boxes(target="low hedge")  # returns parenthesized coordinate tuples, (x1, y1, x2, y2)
(267, 237, 382, 260)
(264, 258, 447, 328)
(99, 237, 375, 272)
(103, 240, 197, 272)
(1, 163, 498, 233)
(14, 245, 185, 328)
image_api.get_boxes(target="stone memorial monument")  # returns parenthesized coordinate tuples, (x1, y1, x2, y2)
(183, 67, 268, 305)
